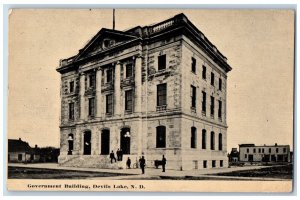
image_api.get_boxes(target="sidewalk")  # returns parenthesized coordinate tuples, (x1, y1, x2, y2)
(8, 162, 283, 181)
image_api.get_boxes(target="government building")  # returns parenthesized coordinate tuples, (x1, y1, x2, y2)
(56, 13, 232, 170)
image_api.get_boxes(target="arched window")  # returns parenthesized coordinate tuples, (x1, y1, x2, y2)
(210, 131, 215, 150)
(202, 129, 206, 149)
(67, 134, 74, 155)
(218, 133, 223, 151)
(191, 127, 197, 148)
(156, 126, 166, 148)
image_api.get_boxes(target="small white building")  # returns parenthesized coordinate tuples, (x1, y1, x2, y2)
(239, 143, 290, 163)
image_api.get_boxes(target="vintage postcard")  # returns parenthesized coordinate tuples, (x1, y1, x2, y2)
(7, 9, 294, 192)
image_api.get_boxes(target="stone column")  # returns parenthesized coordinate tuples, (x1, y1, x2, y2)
(80, 73, 86, 120)
(96, 68, 102, 118)
(134, 56, 143, 156)
(135, 56, 142, 113)
(114, 62, 121, 116)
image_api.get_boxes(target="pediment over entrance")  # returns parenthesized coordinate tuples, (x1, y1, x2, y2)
(75, 28, 138, 61)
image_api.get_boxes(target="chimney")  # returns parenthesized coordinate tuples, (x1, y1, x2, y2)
(113, 9, 115, 30)
(19, 138, 21, 141)
(35, 145, 38, 149)
(275, 143, 278, 146)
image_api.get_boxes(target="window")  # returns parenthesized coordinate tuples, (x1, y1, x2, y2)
(212, 160, 216, 168)
(203, 160, 207, 168)
(283, 148, 287, 153)
(202, 91, 206, 114)
(202, 129, 206, 149)
(191, 85, 196, 109)
(191, 57, 196, 73)
(211, 72, 215, 86)
(247, 148, 249, 153)
(106, 68, 113, 83)
(68, 102, 74, 120)
(125, 90, 133, 112)
(191, 127, 197, 148)
(193, 160, 198, 169)
(106, 94, 113, 114)
(88, 98, 95, 117)
(262, 148, 265, 153)
(69, 81, 74, 93)
(125, 64, 133, 78)
(210, 96, 215, 117)
(89, 74, 96, 88)
(18, 154, 22, 161)
(67, 134, 74, 155)
(220, 160, 223, 167)
(276, 148, 279, 153)
(253, 148, 256, 153)
(156, 126, 166, 148)
(210, 131, 215, 150)
(245, 154, 247, 158)
(202, 65, 206, 79)
(218, 100, 222, 119)
(269, 148, 271, 153)
(158, 54, 166, 70)
(259, 148, 261, 153)
(218, 133, 222, 151)
(157, 83, 167, 106)
(219, 78, 222, 91)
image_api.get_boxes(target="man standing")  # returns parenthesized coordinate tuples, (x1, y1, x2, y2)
(162, 155, 167, 172)
(116, 149, 120, 161)
(110, 150, 116, 163)
(126, 157, 131, 169)
(120, 149, 123, 161)
(139, 156, 146, 174)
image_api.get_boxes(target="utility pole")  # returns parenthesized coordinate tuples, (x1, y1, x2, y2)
(113, 9, 115, 30)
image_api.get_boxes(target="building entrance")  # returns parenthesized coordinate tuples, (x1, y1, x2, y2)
(120, 128, 130, 154)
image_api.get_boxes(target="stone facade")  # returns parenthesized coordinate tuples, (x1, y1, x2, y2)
(57, 13, 232, 170)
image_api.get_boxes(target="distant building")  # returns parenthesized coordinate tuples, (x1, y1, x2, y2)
(239, 143, 290, 163)
(39, 147, 60, 163)
(8, 138, 40, 163)
(228, 148, 239, 163)
(56, 13, 232, 170)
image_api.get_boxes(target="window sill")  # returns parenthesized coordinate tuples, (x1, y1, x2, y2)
(156, 105, 167, 111)
(105, 113, 113, 117)
(191, 107, 197, 113)
(125, 110, 133, 114)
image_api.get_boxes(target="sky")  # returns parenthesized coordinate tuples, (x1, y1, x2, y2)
(8, 9, 294, 151)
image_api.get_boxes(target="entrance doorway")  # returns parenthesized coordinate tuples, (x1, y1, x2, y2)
(248, 154, 253, 162)
(120, 127, 130, 154)
(83, 131, 91, 155)
(101, 129, 110, 155)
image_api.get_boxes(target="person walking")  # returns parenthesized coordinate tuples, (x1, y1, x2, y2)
(162, 155, 167, 172)
(110, 150, 117, 163)
(139, 156, 146, 174)
(126, 157, 131, 169)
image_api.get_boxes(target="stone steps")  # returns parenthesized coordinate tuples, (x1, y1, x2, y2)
(59, 155, 125, 169)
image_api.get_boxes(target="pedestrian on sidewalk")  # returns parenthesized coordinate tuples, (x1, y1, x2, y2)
(126, 157, 131, 169)
(139, 156, 146, 174)
(162, 155, 167, 172)
(110, 150, 117, 163)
